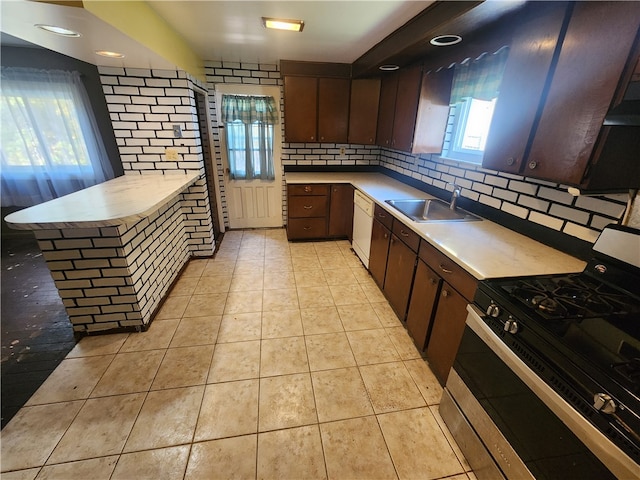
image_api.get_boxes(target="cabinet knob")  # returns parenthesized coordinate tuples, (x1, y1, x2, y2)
(528, 160, 538, 170)
(442, 289, 449, 298)
(384, 233, 388, 239)
(430, 277, 438, 285)
(320, 136, 324, 141)
(304, 186, 311, 193)
(310, 136, 315, 141)
(506, 157, 515, 166)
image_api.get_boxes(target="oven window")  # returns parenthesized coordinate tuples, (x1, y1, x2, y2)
(454, 326, 615, 479)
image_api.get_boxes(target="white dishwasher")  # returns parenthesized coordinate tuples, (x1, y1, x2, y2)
(352, 189, 374, 268)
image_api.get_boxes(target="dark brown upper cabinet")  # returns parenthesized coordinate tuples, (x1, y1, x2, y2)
(348, 78, 381, 145)
(318, 78, 351, 143)
(412, 67, 454, 154)
(284, 76, 318, 143)
(483, 1, 640, 192)
(376, 65, 423, 152)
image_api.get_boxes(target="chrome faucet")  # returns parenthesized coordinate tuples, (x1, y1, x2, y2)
(450, 184, 462, 211)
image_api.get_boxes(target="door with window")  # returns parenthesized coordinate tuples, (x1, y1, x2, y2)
(215, 84, 283, 229)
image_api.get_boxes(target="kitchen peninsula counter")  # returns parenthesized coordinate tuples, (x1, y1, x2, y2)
(285, 171, 586, 279)
(4, 172, 213, 333)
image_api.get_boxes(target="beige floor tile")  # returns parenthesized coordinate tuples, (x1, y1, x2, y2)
(261, 309, 303, 338)
(346, 329, 400, 365)
(289, 243, 317, 257)
(404, 359, 444, 405)
(292, 255, 321, 271)
(330, 284, 369, 305)
(359, 362, 426, 414)
(262, 288, 299, 311)
(311, 367, 373, 423)
(257, 425, 327, 480)
(230, 272, 264, 292)
(361, 283, 388, 303)
(294, 268, 327, 287)
(181, 259, 208, 278)
(217, 312, 262, 343)
(194, 380, 259, 441)
(47, 393, 145, 464)
(323, 268, 358, 285)
(387, 326, 422, 360)
(263, 268, 295, 288)
(260, 336, 309, 377)
(320, 416, 398, 480)
(119, 319, 179, 352)
(429, 405, 472, 472)
(194, 275, 232, 295)
(351, 266, 375, 284)
(170, 315, 221, 347)
(184, 435, 257, 480)
(264, 258, 293, 273)
(183, 293, 227, 317)
(26, 355, 113, 405)
(124, 386, 204, 452)
(337, 303, 383, 331)
(372, 301, 402, 327)
(151, 345, 214, 389)
(35, 456, 119, 480)
(318, 254, 348, 270)
(0, 401, 84, 472)
(90, 350, 164, 397)
(305, 333, 356, 371)
(259, 373, 317, 431)
(202, 260, 236, 277)
(65, 333, 128, 358)
(379, 408, 464, 480)
(170, 275, 200, 296)
(155, 295, 190, 320)
(301, 306, 344, 335)
(224, 291, 263, 314)
(297, 286, 335, 309)
(111, 445, 190, 480)
(234, 262, 264, 277)
(208, 340, 260, 382)
(1, 468, 40, 480)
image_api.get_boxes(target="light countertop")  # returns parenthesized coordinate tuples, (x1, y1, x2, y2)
(4, 172, 200, 230)
(285, 171, 587, 279)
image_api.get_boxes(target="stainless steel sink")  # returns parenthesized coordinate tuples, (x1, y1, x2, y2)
(385, 198, 481, 222)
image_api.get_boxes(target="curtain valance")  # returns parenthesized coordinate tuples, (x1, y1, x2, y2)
(450, 46, 510, 104)
(221, 94, 279, 125)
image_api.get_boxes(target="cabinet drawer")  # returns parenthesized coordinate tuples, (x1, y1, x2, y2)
(418, 240, 477, 301)
(373, 203, 394, 229)
(287, 218, 327, 239)
(288, 196, 328, 218)
(392, 221, 420, 252)
(288, 184, 329, 196)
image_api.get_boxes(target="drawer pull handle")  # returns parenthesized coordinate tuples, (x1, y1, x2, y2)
(304, 186, 311, 192)
(303, 226, 311, 230)
(439, 264, 453, 274)
(400, 230, 410, 237)
(377, 213, 386, 218)
(303, 205, 313, 209)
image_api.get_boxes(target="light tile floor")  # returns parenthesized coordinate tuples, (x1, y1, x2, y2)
(0, 229, 475, 480)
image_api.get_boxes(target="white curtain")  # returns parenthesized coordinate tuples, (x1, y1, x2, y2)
(1, 67, 115, 207)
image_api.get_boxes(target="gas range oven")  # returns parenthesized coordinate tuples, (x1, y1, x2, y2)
(439, 224, 640, 479)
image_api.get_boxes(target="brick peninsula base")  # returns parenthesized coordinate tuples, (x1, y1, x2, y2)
(5, 173, 214, 333)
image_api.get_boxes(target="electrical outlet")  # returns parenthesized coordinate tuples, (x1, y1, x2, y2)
(172, 124, 183, 138)
(165, 148, 179, 161)
(339, 147, 346, 156)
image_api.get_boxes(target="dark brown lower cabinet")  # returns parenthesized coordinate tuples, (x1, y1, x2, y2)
(328, 184, 354, 239)
(425, 284, 470, 384)
(405, 260, 441, 351)
(383, 234, 417, 321)
(368, 218, 391, 289)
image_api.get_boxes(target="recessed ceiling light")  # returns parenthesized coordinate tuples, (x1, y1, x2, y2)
(430, 35, 463, 47)
(261, 17, 304, 32)
(379, 65, 400, 71)
(95, 50, 125, 59)
(35, 24, 81, 37)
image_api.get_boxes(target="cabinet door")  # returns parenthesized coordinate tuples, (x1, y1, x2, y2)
(412, 67, 454, 154)
(318, 78, 350, 143)
(426, 284, 470, 385)
(523, 1, 640, 185)
(376, 73, 398, 148)
(392, 64, 423, 152)
(482, 2, 568, 174)
(284, 76, 318, 142)
(328, 184, 354, 239)
(348, 78, 381, 144)
(369, 218, 391, 289)
(406, 260, 441, 351)
(383, 234, 417, 321)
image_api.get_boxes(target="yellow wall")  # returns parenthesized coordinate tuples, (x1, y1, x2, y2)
(82, 0, 204, 81)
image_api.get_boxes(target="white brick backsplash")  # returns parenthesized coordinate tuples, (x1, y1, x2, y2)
(562, 223, 600, 243)
(518, 195, 550, 212)
(549, 204, 590, 224)
(509, 180, 538, 195)
(575, 196, 626, 218)
(528, 211, 564, 231)
(501, 202, 528, 219)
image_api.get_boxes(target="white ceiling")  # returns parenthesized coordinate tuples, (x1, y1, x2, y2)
(146, 1, 434, 64)
(0, 0, 433, 70)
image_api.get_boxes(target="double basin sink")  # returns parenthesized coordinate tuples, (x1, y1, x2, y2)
(385, 198, 481, 223)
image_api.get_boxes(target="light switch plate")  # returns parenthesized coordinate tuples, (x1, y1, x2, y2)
(172, 124, 183, 138)
(165, 148, 179, 160)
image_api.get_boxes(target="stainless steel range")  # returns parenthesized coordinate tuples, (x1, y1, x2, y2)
(440, 224, 640, 479)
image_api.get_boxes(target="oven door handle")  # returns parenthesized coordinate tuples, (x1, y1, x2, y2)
(464, 305, 639, 480)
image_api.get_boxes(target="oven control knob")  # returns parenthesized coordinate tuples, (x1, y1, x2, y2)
(486, 303, 501, 318)
(593, 393, 616, 414)
(503, 317, 519, 334)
